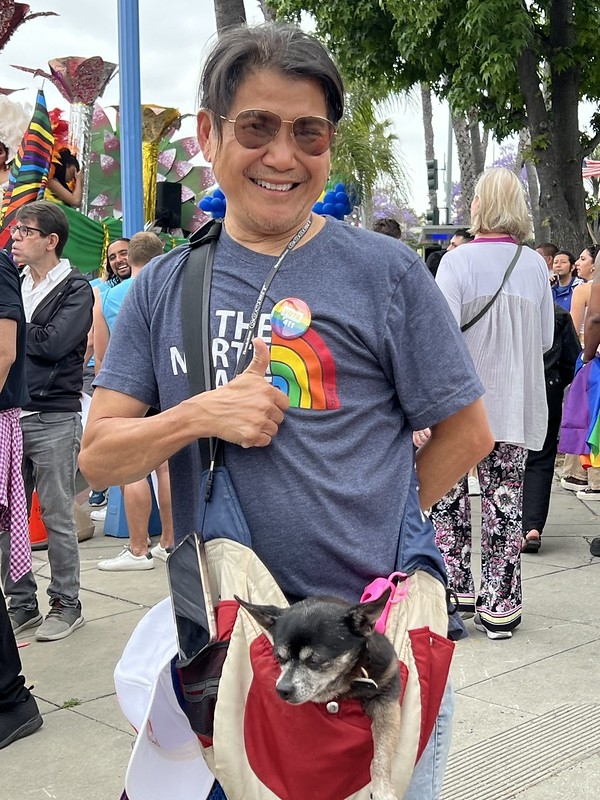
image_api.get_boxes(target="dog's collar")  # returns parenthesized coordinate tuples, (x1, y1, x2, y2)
(351, 666, 379, 691)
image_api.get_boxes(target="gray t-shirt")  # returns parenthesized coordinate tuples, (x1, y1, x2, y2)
(97, 218, 483, 601)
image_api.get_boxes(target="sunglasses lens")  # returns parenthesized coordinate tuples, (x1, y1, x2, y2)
(292, 117, 335, 156)
(234, 111, 280, 149)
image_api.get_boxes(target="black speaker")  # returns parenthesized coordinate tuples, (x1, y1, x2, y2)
(155, 182, 182, 228)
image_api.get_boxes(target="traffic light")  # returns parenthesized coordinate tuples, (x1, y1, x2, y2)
(426, 159, 438, 191)
(426, 207, 439, 225)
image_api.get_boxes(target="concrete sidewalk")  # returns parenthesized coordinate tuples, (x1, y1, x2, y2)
(3, 477, 600, 800)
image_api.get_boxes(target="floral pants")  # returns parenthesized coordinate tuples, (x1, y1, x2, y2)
(430, 442, 526, 634)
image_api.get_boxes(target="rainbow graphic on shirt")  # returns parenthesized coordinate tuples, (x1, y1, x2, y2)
(270, 322, 341, 410)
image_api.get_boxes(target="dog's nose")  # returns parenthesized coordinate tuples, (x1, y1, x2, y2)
(276, 684, 293, 701)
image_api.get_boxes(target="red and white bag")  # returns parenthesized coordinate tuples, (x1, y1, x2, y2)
(116, 538, 453, 800)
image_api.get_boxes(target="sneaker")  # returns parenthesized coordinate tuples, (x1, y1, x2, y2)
(88, 488, 108, 507)
(35, 600, 84, 642)
(90, 506, 107, 522)
(467, 475, 481, 496)
(560, 476, 588, 492)
(97, 547, 154, 571)
(150, 543, 173, 563)
(576, 487, 600, 501)
(0, 694, 43, 750)
(8, 607, 42, 635)
(473, 613, 512, 640)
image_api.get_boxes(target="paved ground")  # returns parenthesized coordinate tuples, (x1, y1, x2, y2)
(2, 475, 600, 800)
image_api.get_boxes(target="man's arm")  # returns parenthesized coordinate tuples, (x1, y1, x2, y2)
(583, 278, 600, 362)
(79, 339, 290, 488)
(415, 397, 494, 510)
(0, 318, 17, 394)
(92, 291, 110, 374)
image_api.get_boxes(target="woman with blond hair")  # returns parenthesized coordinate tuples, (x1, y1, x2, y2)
(432, 167, 554, 639)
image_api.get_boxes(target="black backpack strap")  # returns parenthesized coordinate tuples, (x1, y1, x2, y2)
(181, 220, 223, 468)
(461, 245, 523, 333)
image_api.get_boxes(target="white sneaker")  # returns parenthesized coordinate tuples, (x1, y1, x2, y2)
(473, 613, 512, 640)
(467, 475, 481, 496)
(150, 543, 173, 562)
(90, 507, 107, 522)
(97, 547, 154, 571)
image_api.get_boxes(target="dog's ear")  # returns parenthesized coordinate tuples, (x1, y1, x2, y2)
(234, 595, 285, 630)
(344, 587, 392, 636)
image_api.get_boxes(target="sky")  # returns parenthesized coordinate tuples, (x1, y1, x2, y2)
(0, 0, 450, 213)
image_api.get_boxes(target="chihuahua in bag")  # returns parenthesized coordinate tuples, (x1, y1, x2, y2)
(235, 588, 401, 800)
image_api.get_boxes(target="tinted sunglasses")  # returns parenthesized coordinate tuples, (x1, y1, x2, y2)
(219, 109, 336, 156)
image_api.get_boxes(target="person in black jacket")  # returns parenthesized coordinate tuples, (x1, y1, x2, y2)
(521, 304, 581, 552)
(0, 250, 43, 748)
(0, 201, 93, 641)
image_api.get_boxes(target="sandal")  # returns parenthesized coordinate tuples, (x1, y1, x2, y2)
(521, 530, 541, 553)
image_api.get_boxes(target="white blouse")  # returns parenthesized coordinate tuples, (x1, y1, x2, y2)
(436, 240, 554, 450)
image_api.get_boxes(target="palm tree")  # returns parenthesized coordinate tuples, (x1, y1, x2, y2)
(331, 84, 408, 224)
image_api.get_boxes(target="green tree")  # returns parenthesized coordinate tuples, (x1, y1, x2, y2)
(271, 0, 600, 251)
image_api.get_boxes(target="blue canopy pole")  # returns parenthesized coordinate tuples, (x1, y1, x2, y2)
(117, 0, 144, 236)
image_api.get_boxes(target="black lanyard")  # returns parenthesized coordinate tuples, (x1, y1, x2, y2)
(233, 216, 312, 377)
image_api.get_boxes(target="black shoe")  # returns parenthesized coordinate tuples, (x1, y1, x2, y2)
(590, 537, 600, 557)
(0, 694, 43, 749)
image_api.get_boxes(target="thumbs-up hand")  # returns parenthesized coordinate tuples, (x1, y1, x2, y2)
(196, 338, 290, 449)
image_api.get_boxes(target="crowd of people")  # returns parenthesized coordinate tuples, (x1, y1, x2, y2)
(0, 19, 599, 800)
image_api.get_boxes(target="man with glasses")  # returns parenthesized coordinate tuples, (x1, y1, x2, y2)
(1, 201, 93, 641)
(80, 24, 493, 799)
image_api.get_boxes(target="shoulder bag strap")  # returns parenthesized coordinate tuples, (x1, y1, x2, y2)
(460, 245, 523, 333)
(181, 220, 223, 469)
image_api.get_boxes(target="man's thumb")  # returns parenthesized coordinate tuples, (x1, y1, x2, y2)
(244, 338, 270, 377)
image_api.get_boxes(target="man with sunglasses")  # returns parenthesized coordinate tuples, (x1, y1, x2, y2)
(0, 201, 93, 642)
(81, 24, 493, 800)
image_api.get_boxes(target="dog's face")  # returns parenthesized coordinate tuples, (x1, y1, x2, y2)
(235, 591, 390, 705)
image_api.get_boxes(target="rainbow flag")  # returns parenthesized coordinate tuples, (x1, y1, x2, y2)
(0, 89, 53, 249)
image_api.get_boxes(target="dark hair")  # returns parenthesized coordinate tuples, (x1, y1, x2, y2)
(453, 228, 474, 241)
(536, 242, 558, 259)
(0, 140, 8, 158)
(372, 218, 401, 239)
(198, 23, 345, 143)
(16, 200, 69, 257)
(555, 249, 576, 266)
(105, 237, 130, 282)
(583, 244, 600, 261)
(53, 148, 80, 189)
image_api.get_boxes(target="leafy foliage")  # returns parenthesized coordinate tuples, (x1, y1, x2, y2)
(271, 0, 600, 143)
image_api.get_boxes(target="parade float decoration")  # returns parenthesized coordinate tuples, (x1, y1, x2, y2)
(87, 104, 211, 233)
(12, 56, 118, 215)
(0, 0, 56, 51)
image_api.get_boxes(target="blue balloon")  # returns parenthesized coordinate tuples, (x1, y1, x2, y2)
(334, 203, 346, 218)
(312, 201, 324, 214)
(323, 191, 336, 204)
(335, 191, 348, 204)
(214, 188, 225, 200)
(322, 202, 335, 215)
(199, 198, 212, 210)
(211, 199, 226, 213)
(335, 182, 345, 192)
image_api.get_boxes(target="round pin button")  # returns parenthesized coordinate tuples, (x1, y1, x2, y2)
(271, 297, 311, 339)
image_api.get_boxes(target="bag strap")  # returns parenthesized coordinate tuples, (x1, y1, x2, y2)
(460, 245, 523, 333)
(181, 219, 223, 469)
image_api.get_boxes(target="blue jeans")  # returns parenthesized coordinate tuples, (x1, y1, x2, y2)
(0, 412, 82, 610)
(403, 679, 454, 799)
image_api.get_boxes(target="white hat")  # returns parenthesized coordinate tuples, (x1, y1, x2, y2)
(114, 597, 215, 800)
